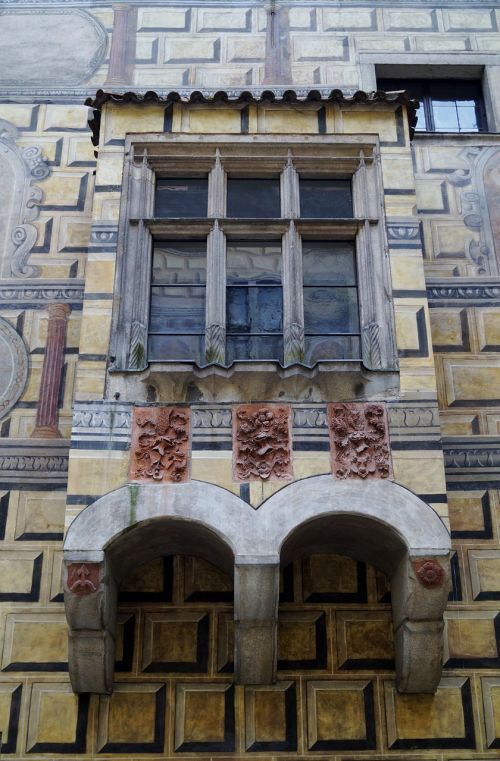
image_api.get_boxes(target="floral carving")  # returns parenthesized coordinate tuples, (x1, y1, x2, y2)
(129, 406, 189, 483)
(413, 559, 445, 589)
(67, 563, 101, 596)
(233, 404, 292, 482)
(328, 402, 392, 480)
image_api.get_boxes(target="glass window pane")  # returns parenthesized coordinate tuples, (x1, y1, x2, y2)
(414, 102, 427, 132)
(457, 106, 478, 131)
(299, 179, 353, 218)
(303, 286, 359, 333)
(150, 286, 205, 332)
(302, 241, 356, 285)
(152, 241, 206, 284)
(226, 242, 281, 284)
(304, 335, 361, 364)
(155, 178, 208, 218)
(226, 179, 281, 218)
(432, 103, 459, 131)
(148, 334, 204, 363)
(226, 335, 283, 363)
(227, 286, 283, 334)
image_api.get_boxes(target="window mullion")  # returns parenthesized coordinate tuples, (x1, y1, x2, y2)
(205, 221, 226, 364)
(283, 220, 305, 365)
(208, 147, 226, 217)
(126, 152, 155, 370)
(281, 150, 300, 218)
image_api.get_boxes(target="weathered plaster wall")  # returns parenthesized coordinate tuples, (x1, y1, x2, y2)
(0, 0, 500, 758)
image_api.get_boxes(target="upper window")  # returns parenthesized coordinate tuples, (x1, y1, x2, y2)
(111, 135, 398, 374)
(379, 79, 487, 134)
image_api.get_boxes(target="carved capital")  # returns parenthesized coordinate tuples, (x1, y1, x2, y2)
(233, 403, 293, 482)
(129, 406, 190, 483)
(413, 559, 446, 589)
(328, 402, 392, 480)
(66, 562, 102, 596)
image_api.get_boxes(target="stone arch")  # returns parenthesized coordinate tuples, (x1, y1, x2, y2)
(63, 476, 451, 694)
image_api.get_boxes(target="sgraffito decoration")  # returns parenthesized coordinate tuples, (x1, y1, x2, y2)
(328, 402, 392, 480)
(233, 404, 293, 482)
(129, 406, 190, 483)
(66, 563, 101, 596)
(413, 559, 446, 589)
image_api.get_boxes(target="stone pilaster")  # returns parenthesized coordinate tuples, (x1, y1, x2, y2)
(104, 3, 137, 87)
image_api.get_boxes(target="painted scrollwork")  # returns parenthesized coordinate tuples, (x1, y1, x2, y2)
(0, 118, 49, 278)
(233, 404, 293, 481)
(129, 407, 190, 483)
(328, 402, 392, 480)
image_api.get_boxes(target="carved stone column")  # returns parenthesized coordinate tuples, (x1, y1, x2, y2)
(32, 303, 70, 439)
(105, 3, 137, 87)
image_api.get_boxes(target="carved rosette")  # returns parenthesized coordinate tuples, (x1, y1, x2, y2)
(66, 562, 102, 596)
(328, 402, 392, 480)
(129, 406, 190, 483)
(413, 559, 446, 589)
(233, 404, 293, 482)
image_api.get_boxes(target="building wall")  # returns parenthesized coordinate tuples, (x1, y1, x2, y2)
(1, 0, 500, 758)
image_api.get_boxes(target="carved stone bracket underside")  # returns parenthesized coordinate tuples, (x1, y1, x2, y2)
(0, 119, 50, 278)
(63, 476, 451, 695)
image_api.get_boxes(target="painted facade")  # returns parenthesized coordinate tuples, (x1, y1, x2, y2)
(1, 0, 500, 757)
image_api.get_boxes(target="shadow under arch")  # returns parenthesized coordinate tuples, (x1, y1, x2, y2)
(256, 475, 452, 693)
(63, 475, 451, 695)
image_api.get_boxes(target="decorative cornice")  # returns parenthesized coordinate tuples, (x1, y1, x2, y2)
(0, 439, 69, 487)
(0, 280, 84, 309)
(86, 87, 418, 146)
(443, 437, 500, 486)
(427, 278, 500, 305)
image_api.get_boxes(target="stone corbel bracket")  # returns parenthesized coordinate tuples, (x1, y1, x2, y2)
(63, 476, 450, 694)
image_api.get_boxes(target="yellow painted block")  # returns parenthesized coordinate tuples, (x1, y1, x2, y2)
(390, 256, 426, 291)
(95, 153, 124, 186)
(258, 106, 319, 134)
(187, 108, 242, 134)
(392, 450, 447, 497)
(67, 450, 128, 495)
(342, 109, 399, 142)
(103, 104, 164, 141)
(85, 258, 116, 293)
(78, 306, 112, 354)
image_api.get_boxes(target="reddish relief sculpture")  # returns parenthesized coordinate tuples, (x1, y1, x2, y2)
(233, 404, 293, 482)
(413, 559, 446, 589)
(328, 402, 392, 480)
(67, 563, 101, 596)
(129, 406, 190, 483)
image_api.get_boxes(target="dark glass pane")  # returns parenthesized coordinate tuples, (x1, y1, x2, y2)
(155, 178, 208, 218)
(227, 286, 283, 334)
(226, 242, 281, 284)
(303, 286, 359, 333)
(150, 286, 205, 332)
(152, 241, 206, 285)
(226, 335, 283, 363)
(432, 103, 459, 132)
(302, 241, 356, 286)
(226, 179, 281, 218)
(148, 334, 204, 363)
(299, 179, 352, 218)
(457, 106, 478, 131)
(304, 335, 361, 364)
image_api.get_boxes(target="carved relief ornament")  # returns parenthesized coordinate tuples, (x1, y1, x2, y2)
(129, 406, 190, 483)
(413, 559, 446, 589)
(233, 404, 293, 482)
(66, 562, 101, 596)
(328, 402, 392, 480)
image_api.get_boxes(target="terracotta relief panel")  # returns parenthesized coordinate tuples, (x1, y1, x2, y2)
(66, 562, 102, 596)
(129, 407, 190, 484)
(233, 404, 293, 482)
(412, 559, 446, 589)
(328, 403, 392, 480)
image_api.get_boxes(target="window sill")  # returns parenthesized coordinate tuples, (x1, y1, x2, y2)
(107, 360, 400, 404)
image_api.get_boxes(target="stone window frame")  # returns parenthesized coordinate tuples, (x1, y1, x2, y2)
(110, 133, 398, 375)
(359, 53, 500, 134)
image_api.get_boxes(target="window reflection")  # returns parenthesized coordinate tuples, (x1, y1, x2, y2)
(226, 179, 281, 218)
(155, 178, 208, 218)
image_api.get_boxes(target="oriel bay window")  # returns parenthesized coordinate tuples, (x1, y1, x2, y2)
(112, 135, 398, 373)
